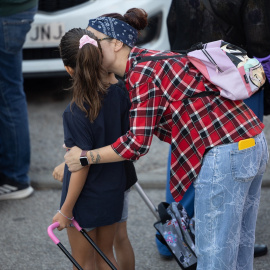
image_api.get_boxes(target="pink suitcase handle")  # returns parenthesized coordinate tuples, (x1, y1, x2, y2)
(47, 222, 60, 244)
(47, 220, 82, 244)
(47, 220, 116, 270)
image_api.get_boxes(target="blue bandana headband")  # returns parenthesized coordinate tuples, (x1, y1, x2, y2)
(88, 17, 138, 47)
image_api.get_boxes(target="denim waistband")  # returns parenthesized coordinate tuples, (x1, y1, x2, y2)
(206, 132, 265, 155)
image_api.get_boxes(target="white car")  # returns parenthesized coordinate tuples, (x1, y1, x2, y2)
(23, 0, 171, 77)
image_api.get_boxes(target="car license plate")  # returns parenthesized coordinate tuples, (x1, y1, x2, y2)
(25, 22, 65, 47)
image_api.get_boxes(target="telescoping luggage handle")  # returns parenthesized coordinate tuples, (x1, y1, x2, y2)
(47, 219, 117, 270)
(134, 182, 160, 220)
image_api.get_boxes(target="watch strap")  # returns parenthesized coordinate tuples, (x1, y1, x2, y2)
(80, 150, 88, 158)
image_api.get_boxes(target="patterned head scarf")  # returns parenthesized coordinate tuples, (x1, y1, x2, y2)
(88, 17, 138, 47)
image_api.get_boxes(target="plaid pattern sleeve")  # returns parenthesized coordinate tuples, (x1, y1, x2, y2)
(112, 47, 264, 202)
(112, 81, 167, 160)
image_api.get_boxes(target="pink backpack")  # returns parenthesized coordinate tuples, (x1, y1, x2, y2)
(187, 40, 266, 100)
(137, 40, 266, 100)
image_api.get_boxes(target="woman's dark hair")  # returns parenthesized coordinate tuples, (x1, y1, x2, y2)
(102, 8, 148, 31)
(59, 28, 108, 122)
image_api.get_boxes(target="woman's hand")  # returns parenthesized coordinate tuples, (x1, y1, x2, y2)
(52, 162, 65, 182)
(64, 146, 83, 172)
(52, 210, 73, 231)
(64, 145, 125, 172)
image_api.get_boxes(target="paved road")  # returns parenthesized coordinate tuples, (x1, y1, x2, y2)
(0, 78, 269, 269)
(1, 188, 270, 269)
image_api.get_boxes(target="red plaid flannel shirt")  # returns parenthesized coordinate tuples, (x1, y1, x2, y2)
(112, 47, 264, 202)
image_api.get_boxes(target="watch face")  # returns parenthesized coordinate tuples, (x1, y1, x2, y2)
(80, 157, 88, 166)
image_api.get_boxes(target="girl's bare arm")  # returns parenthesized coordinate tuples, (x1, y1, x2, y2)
(52, 166, 89, 230)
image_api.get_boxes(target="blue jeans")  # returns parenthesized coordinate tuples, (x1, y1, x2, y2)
(165, 147, 195, 216)
(194, 132, 269, 270)
(0, 7, 37, 184)
(158, 90, 265, 257)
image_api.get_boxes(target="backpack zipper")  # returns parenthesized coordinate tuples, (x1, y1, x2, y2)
(202, 48, 223, 73)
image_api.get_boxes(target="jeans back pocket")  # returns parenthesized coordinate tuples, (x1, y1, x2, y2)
(231, 146, 260, 182)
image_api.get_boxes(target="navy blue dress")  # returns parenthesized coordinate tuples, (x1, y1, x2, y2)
(60, 84, 130, 228)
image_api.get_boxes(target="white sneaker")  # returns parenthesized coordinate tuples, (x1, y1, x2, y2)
(0, 177, 34, 200)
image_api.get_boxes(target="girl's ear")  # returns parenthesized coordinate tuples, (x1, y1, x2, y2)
(65, 66, 74, 76)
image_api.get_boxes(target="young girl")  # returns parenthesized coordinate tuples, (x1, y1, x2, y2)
(64, 8, 269, 270)
(52, 28, 131, 269)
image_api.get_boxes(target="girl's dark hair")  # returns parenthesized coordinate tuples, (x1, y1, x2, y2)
(102, 8, 148, 31)
(59, 28, 108, 122)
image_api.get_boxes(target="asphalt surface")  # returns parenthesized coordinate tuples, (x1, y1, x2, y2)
(0, 78, 270, 269)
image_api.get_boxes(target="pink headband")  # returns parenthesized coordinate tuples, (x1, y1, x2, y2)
(79, 35, 98, 49)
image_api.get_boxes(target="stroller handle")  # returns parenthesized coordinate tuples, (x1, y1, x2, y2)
(48, 220, 83, 244)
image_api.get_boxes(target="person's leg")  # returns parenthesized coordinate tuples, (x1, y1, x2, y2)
(114, 190, 135, 270)
(194, 133, 268, 270)
(236, 173, 262, 269)
(244, 90, 268, 257)
(95, 223, 119, 270)
(0, 7, 37, 200)
(67, 227, 96, 270)
(114, 221, 135, 270)
(244, 90, 264, 122)
(237, 133, 269, 269)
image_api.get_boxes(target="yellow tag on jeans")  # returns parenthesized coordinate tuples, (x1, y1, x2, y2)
(238, 138, 255, 150)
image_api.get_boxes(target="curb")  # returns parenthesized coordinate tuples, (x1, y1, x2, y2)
(30, 172, 270, 190)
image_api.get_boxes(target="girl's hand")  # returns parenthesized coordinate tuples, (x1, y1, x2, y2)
(52, 210, 73, 231)
(64, 146, 83, 172)
(52, 162, 65, 182)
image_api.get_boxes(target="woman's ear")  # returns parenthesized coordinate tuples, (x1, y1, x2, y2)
(114, 39, 124, 52)
(65, 66, 74, 76)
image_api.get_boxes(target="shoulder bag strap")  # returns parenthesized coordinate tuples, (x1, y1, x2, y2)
(136, 54, 185, 64)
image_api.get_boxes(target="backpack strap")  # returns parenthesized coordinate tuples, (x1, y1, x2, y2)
(172, 42, 205, 54)
(136, 54, 185, 64)
(135, 54, 220, 98)
(136, 44, 204, 64)
(191, 91, 220, 98)
(136, 43, 207, 65)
